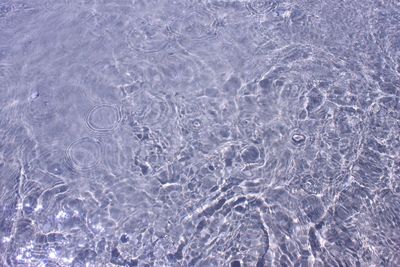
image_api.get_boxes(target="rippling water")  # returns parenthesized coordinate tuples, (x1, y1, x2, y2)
(1, 0, 399, 266)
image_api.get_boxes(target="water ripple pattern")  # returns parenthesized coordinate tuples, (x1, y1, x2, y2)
(65, 137, 103, 171)
(85, 104, 121, 133)
(0, 0, 400, 266)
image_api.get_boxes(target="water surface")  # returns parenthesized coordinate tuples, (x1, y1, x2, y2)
(0, 0, 399, 266)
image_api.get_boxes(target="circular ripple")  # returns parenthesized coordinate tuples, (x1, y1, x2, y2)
(86, 105, 121, 133)
(291, 133, 306, 146)
(127, 16, 170, 53)
(65, 137, 102, 171)
(188, 118, 203, 132)
(288, 125, 315, 151)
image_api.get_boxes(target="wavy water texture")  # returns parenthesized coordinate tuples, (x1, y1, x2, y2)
(0, 0, 399, 266)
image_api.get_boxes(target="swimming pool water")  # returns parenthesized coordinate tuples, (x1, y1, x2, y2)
(0, 0, 399, 266)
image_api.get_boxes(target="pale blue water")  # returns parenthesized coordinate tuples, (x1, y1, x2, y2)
(0, 1, 399, 266)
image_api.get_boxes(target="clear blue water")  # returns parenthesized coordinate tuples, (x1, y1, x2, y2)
(0, 1, 399, 266)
